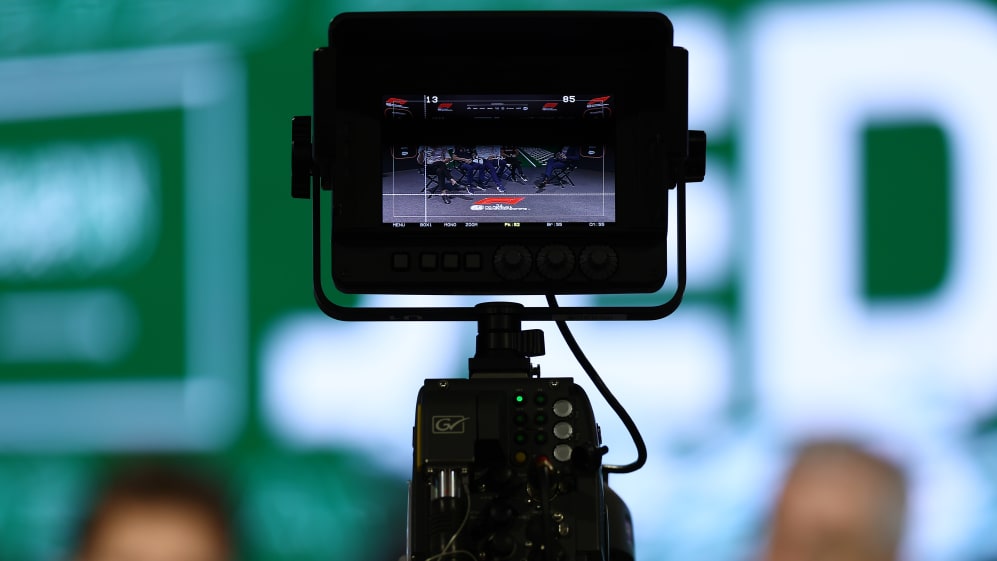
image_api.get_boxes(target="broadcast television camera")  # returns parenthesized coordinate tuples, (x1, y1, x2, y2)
(291, 11, 705, 561)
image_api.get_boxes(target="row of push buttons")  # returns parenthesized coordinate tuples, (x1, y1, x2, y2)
(392, 252, 483, 272)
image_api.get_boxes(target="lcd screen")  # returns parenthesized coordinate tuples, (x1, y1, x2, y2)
(380, 94, 616, 227)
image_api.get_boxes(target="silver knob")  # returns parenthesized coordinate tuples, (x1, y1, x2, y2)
(553, 422, 574, 440)
(552, 399, 573, 417)
(553, 444, 573, 462)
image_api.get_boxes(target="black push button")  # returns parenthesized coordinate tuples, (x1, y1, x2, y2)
(465, 253, 482, 270)
(392, 253, 410, 271)
(420, 253, 438, 270)
(442, 252, 460, 271)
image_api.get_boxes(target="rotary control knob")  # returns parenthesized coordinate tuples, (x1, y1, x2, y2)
(579, 245, 618, 280)
(536, 245, 575, 280)
(493, 245, 532, 280)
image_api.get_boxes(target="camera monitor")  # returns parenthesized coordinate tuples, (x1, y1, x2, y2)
(382, 94, 616, 226)
(303, 11, 698, 297)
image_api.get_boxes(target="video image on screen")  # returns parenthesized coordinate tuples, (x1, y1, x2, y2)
(382, 144, 615, 225)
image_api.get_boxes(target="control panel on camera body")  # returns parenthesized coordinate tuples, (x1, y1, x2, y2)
(412, 376, 611, 561)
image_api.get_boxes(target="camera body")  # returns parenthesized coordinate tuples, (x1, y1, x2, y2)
(411, 376, 610, 561)
(307, 11, 693, 296)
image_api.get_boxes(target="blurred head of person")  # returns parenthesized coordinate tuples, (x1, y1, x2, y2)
(73, 460, 233, 561)
(761, 438, 908, 561)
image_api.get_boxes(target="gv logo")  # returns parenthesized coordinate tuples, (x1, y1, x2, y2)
(432, 416, 470, 434)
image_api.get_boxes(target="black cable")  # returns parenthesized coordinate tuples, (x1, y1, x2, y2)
(545, 294, 647, 474)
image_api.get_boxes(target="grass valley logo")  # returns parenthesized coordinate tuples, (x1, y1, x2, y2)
(432, 416, 470, 434)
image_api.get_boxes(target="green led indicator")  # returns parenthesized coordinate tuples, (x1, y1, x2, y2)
(515, 393, 526, 403)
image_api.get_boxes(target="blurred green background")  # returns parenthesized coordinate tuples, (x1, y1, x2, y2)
(3, 1, 997, 560)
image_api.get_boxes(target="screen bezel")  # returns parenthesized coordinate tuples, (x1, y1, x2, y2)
(313, 11, 684, 295)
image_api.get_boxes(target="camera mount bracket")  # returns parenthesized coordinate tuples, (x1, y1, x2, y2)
(467, 301, 545, 380)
